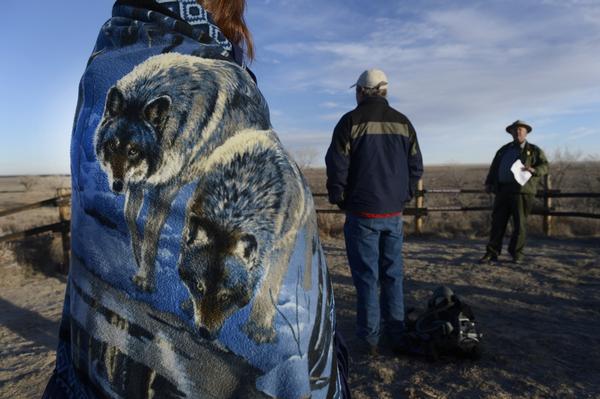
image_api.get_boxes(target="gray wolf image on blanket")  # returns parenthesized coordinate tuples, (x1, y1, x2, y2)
(177, 130, 316, 343)
(94, 53, 271, 291)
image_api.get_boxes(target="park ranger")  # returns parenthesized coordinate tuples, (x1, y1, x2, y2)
(479, 120, 549, 264)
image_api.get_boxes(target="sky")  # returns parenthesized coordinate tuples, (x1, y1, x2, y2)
(1, 0, 600, 175)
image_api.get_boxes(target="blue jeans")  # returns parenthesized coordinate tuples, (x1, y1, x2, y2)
(344, 214, 405, 346)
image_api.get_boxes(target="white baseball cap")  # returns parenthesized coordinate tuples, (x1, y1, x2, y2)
(351, 69, 388, 89)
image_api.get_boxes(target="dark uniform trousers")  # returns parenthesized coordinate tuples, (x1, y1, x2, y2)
(486, 185, 533, 258)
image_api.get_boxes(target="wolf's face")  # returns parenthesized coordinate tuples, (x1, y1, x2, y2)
(178, 216, 260, 340)
(95, 86, 171, 193)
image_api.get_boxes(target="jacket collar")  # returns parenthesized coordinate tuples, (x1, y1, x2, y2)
(113, 0, 247, 67)
(514, 140, 527, 150)
(358, 96, 389, 107)
(154, 0, 213, 27)
(116, 0, 184, 21)
(117, 0, 211, 26)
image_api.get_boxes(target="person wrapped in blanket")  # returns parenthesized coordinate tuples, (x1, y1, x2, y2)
(42, 1, 349, 398)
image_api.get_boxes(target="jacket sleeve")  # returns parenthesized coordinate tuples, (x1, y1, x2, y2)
(532, 147, 549, 177)
(407, 122, 424, 199)
(325, 115, 352, 205)
(485, 149, 502, 187)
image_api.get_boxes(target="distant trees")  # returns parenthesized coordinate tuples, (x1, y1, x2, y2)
(291, 147, 320, 170)
(550, 147, 583, 189)
(19, 177, 35, 192)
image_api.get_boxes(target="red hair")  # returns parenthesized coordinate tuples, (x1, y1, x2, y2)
(197, 0, 254, 60)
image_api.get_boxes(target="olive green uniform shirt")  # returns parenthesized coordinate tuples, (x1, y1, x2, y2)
(485, 141, 549, 195)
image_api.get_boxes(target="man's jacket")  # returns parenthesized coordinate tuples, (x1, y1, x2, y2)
(325, 96, 424, 214)
(485, 141, 549, 195)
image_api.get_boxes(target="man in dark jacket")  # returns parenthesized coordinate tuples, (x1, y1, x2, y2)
(480, 120, 549, 264)
(325, 69, 424, 354)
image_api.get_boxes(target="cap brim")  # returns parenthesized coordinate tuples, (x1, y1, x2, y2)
(350, 82, 388, 89)
(506, 124, 532, 134)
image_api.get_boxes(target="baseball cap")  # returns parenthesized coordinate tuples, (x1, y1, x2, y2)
(350, 69, 388, 89)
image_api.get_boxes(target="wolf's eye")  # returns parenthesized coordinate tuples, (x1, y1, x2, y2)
(127, 147, 139, 158)
(217, 291, 232, 303)
(186, 233, 195, 245)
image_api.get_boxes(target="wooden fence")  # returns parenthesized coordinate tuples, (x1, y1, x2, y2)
(314, 175, 600, 235)
(0, 174, 598, 273)
(0, 188, 71, 273)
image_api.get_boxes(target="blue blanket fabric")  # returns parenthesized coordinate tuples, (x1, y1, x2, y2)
(43, 1, 341, 398)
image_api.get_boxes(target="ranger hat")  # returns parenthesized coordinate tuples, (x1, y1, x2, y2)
(351, 69, 388, 89)
(506, 120, 533, 134)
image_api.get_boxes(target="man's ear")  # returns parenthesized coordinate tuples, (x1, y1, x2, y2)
(106, 87, 125, 117)
(144, 95, 172, 134)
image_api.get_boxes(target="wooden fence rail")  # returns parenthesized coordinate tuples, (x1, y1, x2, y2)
(0, 221, 69, 244)
(0, 195, 70, 218)
(313, 175, 600, 235)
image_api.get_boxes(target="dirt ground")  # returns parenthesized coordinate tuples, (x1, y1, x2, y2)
(0, 258, 66, 399)
(1, 174, 600, 398)
(1, 235, 599, 398)
(329, 235, 600, 399)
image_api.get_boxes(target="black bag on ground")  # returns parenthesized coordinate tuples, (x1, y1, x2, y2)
(399, 286, 483, 360)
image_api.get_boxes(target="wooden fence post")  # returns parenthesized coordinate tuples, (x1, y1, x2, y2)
(56, 188, 71, 273)
(415, 179, 424, 234)
(543, 174, 552, 237)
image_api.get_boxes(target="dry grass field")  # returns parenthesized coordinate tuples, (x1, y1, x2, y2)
(1, 167, 599, 399)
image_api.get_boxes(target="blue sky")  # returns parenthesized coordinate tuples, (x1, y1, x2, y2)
(1, 0, 600, 175)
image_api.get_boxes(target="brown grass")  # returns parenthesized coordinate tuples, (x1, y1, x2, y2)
(9, 234, 63, 278)
(0, 175, 70, 277)
(317, 213, 346, 239)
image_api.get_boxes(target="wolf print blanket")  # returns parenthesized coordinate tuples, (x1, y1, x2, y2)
(43, 1, 341, 398)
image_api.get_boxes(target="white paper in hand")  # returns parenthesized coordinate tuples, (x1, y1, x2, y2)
(511, 159, 532, 186)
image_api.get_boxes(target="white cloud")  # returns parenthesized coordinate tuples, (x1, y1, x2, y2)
(318, 112, 343, 122)
(320, 101, 343, 109)
(565, 127, 598, 141)
(250, 0, 600, 163)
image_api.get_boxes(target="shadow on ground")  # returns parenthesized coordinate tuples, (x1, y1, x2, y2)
(325, 236, 600, 399)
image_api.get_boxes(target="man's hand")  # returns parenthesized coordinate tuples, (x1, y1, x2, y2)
(521, 166, 535, 174)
